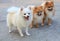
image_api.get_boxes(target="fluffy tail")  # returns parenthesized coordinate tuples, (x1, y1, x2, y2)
(7, 7, 19, 13)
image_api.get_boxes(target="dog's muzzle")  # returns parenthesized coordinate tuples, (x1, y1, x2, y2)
(24, 16, 29, 20)
(37, 12, 42, 16)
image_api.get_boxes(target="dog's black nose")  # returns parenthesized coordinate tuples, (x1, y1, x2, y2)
(48, 7, 50, 8)
(27, 16, 29, 17)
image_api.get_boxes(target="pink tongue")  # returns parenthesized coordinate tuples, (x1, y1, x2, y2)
(26, 17, 29, 20)
(25, 17, 29, 20)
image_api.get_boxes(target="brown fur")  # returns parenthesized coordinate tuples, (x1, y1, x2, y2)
(30, 6, 44, 28)
(44, 1, 55, 25)
(45, 1, 54, 8)
(33, 6, 43, 14)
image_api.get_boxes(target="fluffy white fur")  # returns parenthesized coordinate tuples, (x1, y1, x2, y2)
(7, 7, 33, 36)
(45, 9, 54, 19)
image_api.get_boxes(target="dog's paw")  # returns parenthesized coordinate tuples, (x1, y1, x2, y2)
(41, 24, 44, 26)
(20, 34, 24, 37)
(48, 24, 52, 26)
(26, 33, 30, 36)
(9, 30, 12, 33)
(36, 25, 39, 28)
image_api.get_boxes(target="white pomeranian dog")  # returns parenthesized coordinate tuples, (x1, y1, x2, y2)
(7, 7, 33, 36)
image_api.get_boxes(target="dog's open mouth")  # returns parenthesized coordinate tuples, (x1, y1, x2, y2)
(24, 16, 29, 20)
(48, 8, 53, 11)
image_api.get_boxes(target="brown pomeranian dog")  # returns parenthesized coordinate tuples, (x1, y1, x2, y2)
(27, 5, 44, 28)
(41, 1, 55, 25)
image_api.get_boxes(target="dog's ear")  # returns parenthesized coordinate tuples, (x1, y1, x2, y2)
(40, 6, 43, 9)
(51, 1, 53, 4)
(34, 7, 37, 10)
(29, 7, 32, 10)
(27, 6, 35, 10)
(45, 2, 48, 5)
(20, 6, 24, 11)
(34, 7, 37, 9)
(20, 8, 23, 11)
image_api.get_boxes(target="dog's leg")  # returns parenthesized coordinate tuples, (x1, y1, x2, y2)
(36, 22, 39, 28)
(30, 24, 33, 28)
(7, 23, 12, 33)
(30, 21, 34, 28)
(30, 16, 35, 28)
(48, 18, 52, 25)
(17, 27, 24, 37)
(35, 20, 39, 28)
(41, 18, 45, 26)
(26, 27, 30, 36)
(9, 26, 12, 33)
(7, 15, 13, 33)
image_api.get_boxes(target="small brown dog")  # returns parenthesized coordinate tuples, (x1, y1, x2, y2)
(41, 1, 55, 25)
(28, 5, 44, 28)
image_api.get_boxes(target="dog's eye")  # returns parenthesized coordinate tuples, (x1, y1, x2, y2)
(28, 13, 30, 15)
(38, 11, 42, 13)
(51, 6, 53, 7)
(24, 13, 26, 15)
(48, 7, 50, 8)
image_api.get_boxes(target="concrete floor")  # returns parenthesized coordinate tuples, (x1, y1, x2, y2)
(0, 0, 60, 41)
